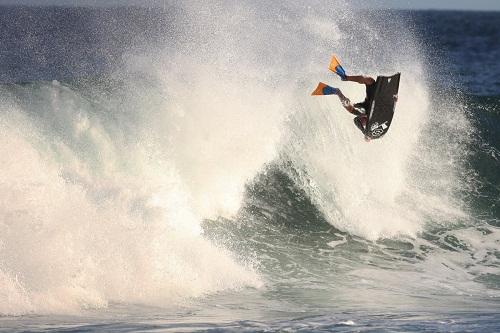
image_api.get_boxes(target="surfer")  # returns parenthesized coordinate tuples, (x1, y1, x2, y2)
(334, 75, 377, 139)
(312, 55, 400, 140)
(336, 76, 398, 140)
(312, 74, 377, 140)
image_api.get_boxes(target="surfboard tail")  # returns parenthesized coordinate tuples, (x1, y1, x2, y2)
(311, 82, 338, 96)
(329, 55, 347, 80)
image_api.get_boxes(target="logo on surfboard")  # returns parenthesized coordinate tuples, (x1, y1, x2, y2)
(370, 121, 389, 137)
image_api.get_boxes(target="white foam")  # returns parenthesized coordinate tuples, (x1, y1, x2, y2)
(280, 8, 471, 240)
(0, 85, 263, 315)
(0, 0, 293, 315)
(0, 0, 479, 316)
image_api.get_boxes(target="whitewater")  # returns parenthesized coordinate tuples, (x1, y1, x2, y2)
(1, 1, 499, 331)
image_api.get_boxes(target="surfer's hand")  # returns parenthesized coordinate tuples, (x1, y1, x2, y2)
(393, 94, 398, 102)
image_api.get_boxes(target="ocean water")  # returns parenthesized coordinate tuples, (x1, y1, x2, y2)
(0, 2, 499, 332)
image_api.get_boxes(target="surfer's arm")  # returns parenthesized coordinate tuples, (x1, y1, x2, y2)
(345, 75, 375, 85)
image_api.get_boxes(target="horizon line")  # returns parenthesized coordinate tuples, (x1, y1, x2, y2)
(0, 4, 498, 12)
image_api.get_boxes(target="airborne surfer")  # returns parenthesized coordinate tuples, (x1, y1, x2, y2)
(312, 55, 400, 140)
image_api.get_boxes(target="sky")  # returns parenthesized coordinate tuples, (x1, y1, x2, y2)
(0, 0, 499, 11)
(361, 0, 500, 11)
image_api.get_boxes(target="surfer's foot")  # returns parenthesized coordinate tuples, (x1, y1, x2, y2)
(311, 82, 337, 96)
(329, 55, 347, 81)
(336, 70, 347, 81)
(326, 86, 338, 95)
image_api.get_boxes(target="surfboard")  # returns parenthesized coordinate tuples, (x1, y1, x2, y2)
(365, 73, 400, 139)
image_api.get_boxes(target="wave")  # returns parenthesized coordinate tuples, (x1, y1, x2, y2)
(0, 78, 269, 315)
(1, 1, 499, 316)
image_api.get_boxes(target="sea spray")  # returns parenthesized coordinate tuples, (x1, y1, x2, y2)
(0, 78, 264, 315)
(280, 7, 472, 240)
(0, 1, 295, 314)
(1, 2, 498, 324)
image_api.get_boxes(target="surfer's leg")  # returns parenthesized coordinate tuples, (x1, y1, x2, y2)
(336, 89, 354, 113)
(345, 75, 375, 86)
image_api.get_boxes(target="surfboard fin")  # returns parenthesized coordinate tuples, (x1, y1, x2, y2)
(311, 82, 338, 96)
(329, 55, 347, 81)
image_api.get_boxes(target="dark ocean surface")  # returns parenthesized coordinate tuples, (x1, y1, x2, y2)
(0, 4, 499, 332)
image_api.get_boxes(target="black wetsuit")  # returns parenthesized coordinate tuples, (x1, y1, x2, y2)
(352, 81, 377, 133)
